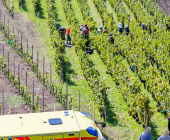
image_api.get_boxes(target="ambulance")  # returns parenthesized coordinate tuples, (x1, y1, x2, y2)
(0, 110, 106, 140)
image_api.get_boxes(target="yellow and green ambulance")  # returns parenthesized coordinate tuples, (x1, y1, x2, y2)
(0, 110, 105, 140)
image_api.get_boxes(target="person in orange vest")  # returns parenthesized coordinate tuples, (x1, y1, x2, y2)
(66, 27, 71, 45)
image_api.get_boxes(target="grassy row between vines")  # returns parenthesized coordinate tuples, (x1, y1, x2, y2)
(9, 0, 169, 139)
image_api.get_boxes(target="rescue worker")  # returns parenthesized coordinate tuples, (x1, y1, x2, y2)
(97, 26, 103, 34)
(125, 25, 130, 35)
(109, 33, 114, 44)
(157, 130, 170, 140)
(166, 24, 170, 31)
(66, 27, 71, 45)
(118, 23, 124, 34)
(58, 26, 66, 40)
(139, 127, 152, 140)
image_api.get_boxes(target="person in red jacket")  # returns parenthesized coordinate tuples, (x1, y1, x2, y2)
(84, 24, 89, 39)
(66, 27, 71, 45)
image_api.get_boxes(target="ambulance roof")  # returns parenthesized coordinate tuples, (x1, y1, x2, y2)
(74, 112, 96, 130)
(0, 110, 91, 138)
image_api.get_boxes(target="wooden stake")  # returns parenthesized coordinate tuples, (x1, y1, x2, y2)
(13, 26, 14, 33)
(66, 78, 68, 110)
(32, 45, 33, 64)
(50, 63, 52, 88)
(4, 15, 5, 28)
(43, 56, 45, 85)
(62, 54, 64, 82)
(0, 10, 1, 22)
(8, 19, 9, 39)
(26, 72, 27, 87)
(93, 101, 95, 121)
(105, 107, 106, 124)
(18, 64, 20, 94)
(43, 90, 44, 112)
(2, 92, 4, 115)
(8, 52, 9, 68)
(9, 105, 10, 114)
(33, 80, 34, 104)
(13, 0, 14, 19)
(21, 34, 22, 58)
(37, 51, 39, 76)
(59, 70, 61, 99)
(79, 90, 80, 111)
(3, 46, 4, 61)
(27, 38, 28, 54)
(13, 56, 15, 79)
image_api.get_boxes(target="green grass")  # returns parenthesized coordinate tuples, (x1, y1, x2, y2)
(89, 51, 144, 139)
(0, 93, 25, 108)
(87, 0, 102, 27)
(105, 1, 168, 139)
(106, 0, 119, 24)
(13, 0, 95, 115)
(71, 0, 85, 25)
(11, 0, 168, 139)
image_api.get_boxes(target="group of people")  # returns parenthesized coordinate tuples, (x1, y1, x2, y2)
(139, 127, 170, 140)
(118, 22, 130, 35)
(58, 26, 72, 45)
(58, 22, 170, 45)
(139, 118, 170, 140)
(79, 24, 89, 39)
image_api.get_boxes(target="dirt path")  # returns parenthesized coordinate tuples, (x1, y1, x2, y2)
(158, 0, 170, 16)
(0, 0, 51, 78)
(0, 31, 63, 112)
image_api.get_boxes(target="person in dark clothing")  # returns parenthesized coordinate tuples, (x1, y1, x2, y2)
(141, 23, 146, 30)
(168, 117, 170, 134)
(109, 33, 114, 44)
(118, 23, 124, 34)
(157, 130, 170, 140)
(97, 26, 103, 34)
(58, 26, 66, 40)
(84, 24, 89, 39)
(148, 25, 152, 34)
(166, 24, 170, 31)
(139, 127, 152, 140)
(125, 25, 130, 35)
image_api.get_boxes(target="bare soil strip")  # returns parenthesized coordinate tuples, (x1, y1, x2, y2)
(0, 0, 52, 78)
(0, 65, 32, 114)
(0, 31, 63, 112)
(158, 0, 170, 16)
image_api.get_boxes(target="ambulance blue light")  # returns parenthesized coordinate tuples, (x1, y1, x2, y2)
(49, 118, 62, 125)
(81, 112, 91, 118)
(86, 126, 98, 137)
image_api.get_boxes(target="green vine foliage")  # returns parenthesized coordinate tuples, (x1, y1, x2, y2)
(2, 0, 13, 17)
(46, 0, 72, 109)
(76, 0, 154, 126)
(32, 0, 41, 16)
(1, 0, 73, 110)
(61, 0, 109, 112)
(0, 57, 39, 112)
